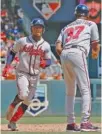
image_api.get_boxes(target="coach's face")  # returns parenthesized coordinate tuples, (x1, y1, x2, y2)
(85, 0, 101, 19)
(31, 25, 44, 37)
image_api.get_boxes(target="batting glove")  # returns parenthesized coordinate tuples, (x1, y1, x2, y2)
(2, 65, 11, 77)
(40, 60, 47, 69)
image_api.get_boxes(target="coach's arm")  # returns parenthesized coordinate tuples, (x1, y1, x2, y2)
(55, 41, 63, 56)
(91, 41, 100, 59)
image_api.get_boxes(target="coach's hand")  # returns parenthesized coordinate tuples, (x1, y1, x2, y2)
(56, 48, 63, 56)
(92, 44, 100, 59)
(55, 41, 63, 56)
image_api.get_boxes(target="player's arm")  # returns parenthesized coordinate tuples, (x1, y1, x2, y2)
(90, 23, 100, 59)
(2, 39, 21, 77)
(2, 50, 16, 77)
(40, 44, 52, 69)
(6, 50, 16, 65)
(5, 39, 21, 66)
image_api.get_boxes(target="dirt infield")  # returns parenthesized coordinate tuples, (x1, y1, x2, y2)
(1, 123, 101, 132)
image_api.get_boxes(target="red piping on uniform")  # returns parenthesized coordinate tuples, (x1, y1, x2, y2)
(82, 52, 91, 114)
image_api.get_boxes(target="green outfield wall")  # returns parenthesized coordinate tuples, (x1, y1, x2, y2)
(1, 79, 101, 117)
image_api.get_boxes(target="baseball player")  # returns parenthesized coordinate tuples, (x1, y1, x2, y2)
(55, 4, 100, 132)
(2, 18, 52, 131)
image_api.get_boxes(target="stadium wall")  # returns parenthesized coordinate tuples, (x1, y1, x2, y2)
(1, 80, 101, 117)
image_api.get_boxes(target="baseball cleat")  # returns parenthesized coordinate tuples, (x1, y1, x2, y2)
(66, 123, 80, 132)
(81, 122, 100, 132)
(8, 122, 18, 131)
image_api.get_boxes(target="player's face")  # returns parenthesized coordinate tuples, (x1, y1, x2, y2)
(31, 25, 44, 37)
(85, 0, 101, 18)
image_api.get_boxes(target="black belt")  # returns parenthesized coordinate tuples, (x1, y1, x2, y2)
(28, 73, 38, 76)
(71, 45, 79, 48)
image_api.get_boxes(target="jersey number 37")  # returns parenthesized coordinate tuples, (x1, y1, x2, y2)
(65, 25, 85, 43)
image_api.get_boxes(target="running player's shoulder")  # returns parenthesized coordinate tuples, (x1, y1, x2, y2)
(43, 41, 51, 50)
(44, 41, 50, 47)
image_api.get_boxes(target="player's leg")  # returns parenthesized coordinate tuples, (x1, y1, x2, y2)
(8, 74, 39, 131)
(6, 94, 23, 121)
(27, 75, 39, 101)
(8, 73, 29, 130)
(61, 60, 80, 131)
(21, 75, 39, 106)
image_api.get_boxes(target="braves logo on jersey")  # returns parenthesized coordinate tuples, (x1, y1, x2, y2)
(20, 45, 45, 57)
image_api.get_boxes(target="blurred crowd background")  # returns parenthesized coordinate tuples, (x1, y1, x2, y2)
(0, 0, 101, 80)
(1, 0, 26, 58)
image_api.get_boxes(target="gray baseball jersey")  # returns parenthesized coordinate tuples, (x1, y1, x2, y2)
(57, 19, 99, 56)
(12, 35, 51, 75)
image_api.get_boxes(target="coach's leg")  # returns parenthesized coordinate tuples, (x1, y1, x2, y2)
(62, 61, 76, 124)
(74, 52, 99, 131)
(74, 52, 91, 123)
(62, 61, 80, 131)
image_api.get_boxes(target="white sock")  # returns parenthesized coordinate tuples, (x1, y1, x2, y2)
(66, 95, 75, 124)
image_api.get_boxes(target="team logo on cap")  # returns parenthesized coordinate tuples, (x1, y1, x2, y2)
(26, 84, 48, 116)
(33, 0, 61, 20)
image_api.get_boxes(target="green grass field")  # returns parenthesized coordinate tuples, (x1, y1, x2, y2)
(1, 116, 101, 134)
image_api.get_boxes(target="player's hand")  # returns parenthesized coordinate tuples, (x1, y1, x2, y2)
(92, 45, 100, 59)
(2, 65, 10, 77)
(40, 60, 46, 69)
